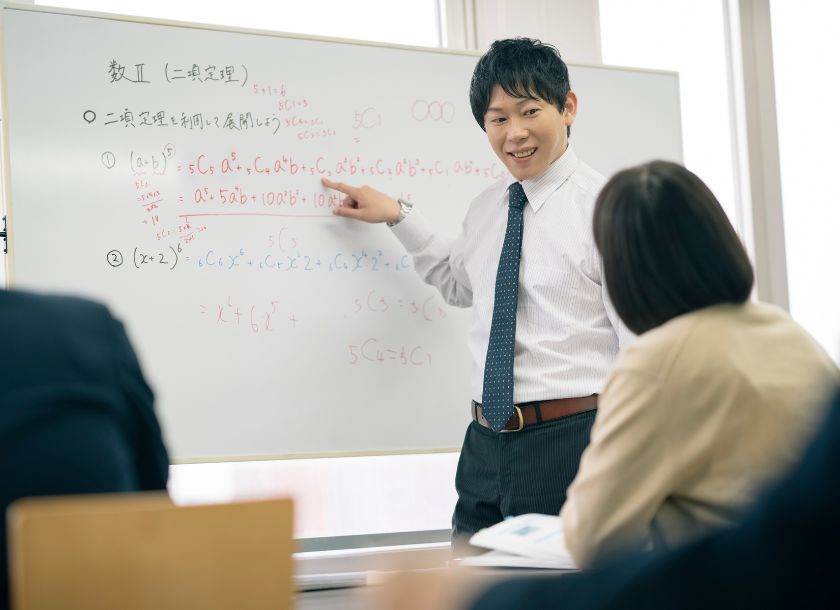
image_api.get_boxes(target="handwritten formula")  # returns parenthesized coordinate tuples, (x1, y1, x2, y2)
(89, 49, 486, 370)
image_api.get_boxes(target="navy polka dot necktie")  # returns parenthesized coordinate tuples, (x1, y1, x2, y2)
(481, 182, 528, 432)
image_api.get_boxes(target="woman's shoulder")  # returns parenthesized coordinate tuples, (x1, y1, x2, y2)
(615, 310, 707, 373)
(614, 303, 764, 377)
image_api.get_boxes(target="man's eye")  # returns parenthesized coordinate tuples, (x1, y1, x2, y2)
(525, 108, 540, 116)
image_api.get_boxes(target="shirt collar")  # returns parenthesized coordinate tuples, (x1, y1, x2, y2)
(504, 144, 579, 212)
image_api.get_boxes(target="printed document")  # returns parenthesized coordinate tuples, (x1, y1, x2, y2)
(460, 513, 577, 570)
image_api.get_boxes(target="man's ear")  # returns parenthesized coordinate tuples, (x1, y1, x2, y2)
(564, 91, 578, 125)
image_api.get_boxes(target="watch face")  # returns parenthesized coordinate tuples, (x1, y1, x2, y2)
(388, 200, 412, 226)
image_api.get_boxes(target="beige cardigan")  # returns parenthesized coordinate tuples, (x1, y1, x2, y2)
(561, 302, 839, 567)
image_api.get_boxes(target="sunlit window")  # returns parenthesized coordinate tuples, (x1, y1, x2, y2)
(598, 0, 738, 224)
(770, 0, 840, 362)
(170, 453, 458, 539)
(36, 0, 442, 47)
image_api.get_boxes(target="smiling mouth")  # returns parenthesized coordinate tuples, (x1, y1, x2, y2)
(509, 148, 536, 159)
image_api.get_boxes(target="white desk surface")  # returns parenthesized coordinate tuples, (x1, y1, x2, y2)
(296, 567, 574, 610)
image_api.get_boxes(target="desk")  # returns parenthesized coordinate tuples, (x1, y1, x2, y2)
(299, 587, 369, 610)
(294, 542, 449, 610)
(296, 568, 575, 610)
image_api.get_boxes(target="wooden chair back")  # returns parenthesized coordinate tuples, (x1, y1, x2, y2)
(7, 493, 294, 610)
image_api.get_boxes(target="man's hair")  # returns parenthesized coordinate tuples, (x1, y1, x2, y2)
(593, 160, 754, 335)
(469, 38, 571, 136)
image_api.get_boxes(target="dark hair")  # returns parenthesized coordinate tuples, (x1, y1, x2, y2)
(593, 161, 754, 335)
(469, 38, 571, 136)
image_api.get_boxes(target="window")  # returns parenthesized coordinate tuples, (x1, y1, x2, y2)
(598, 0, 739, 224)
(36, 0, 442, 47)
(769, 0, 840, 363)
(170, 454, 458, 539)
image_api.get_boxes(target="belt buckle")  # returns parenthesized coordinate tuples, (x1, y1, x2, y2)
(499, 405, 524, 433)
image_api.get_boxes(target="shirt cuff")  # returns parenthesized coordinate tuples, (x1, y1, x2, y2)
(389, 208, 436, 254)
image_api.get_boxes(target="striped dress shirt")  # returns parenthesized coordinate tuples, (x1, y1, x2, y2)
(392, 145, 635, 403)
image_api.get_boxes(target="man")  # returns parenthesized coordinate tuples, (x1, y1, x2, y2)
(0, 288, 170, 609)
(323, 38, 632, 549)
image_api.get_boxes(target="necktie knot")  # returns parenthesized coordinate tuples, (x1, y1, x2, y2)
(508, 182, 528, 212)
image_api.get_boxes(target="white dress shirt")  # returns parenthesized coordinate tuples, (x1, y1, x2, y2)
(392, 145, 634, 403)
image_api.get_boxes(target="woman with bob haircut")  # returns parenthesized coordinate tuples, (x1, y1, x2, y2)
(559, 160, 839, 567)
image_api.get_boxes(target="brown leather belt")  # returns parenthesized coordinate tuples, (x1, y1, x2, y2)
(472, 395, 598, 432)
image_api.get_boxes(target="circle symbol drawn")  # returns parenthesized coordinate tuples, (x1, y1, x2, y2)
(101, 152, 116, 169)
(106, 250, 123, 267)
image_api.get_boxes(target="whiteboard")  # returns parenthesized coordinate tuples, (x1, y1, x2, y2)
(0, 5, 682, 460)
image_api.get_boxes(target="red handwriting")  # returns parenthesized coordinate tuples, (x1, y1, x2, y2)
(353, 108, 381, 129)
(188, 185, 346, 209)
(252, 82, 286, 96)
(411, 100, 455, 123)
(198, 296, 297, 333)
(350, 290, 448, 322)
(266, 228, 299, 252)
(347, 338, 432, 366)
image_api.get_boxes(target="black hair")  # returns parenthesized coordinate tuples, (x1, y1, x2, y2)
(593, 160, 754, 335)
(469, 38, 571, 136)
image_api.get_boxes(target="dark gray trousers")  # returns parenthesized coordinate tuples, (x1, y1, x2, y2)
(451, 408, 597, 554)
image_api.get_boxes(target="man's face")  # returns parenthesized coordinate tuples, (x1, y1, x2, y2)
(484, 85, 577, 181)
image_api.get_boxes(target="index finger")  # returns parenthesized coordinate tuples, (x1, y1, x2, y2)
(321, 177, 358, 196)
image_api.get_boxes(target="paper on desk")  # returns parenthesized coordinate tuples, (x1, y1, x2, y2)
(458, 549, 576, 570)
(466, 513, 577, 569)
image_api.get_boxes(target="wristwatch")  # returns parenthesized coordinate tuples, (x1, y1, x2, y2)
(386, 198, 414, 227)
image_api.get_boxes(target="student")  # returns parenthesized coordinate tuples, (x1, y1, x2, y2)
(375, 387, 840, 610)
(322, 38, 632, 548)
(558, 160, 839, 566)
(0, 288, 170, 610)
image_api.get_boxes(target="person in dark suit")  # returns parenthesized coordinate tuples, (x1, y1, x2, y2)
(375, 387, 840, 610)
(0, 289, 170, 610)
